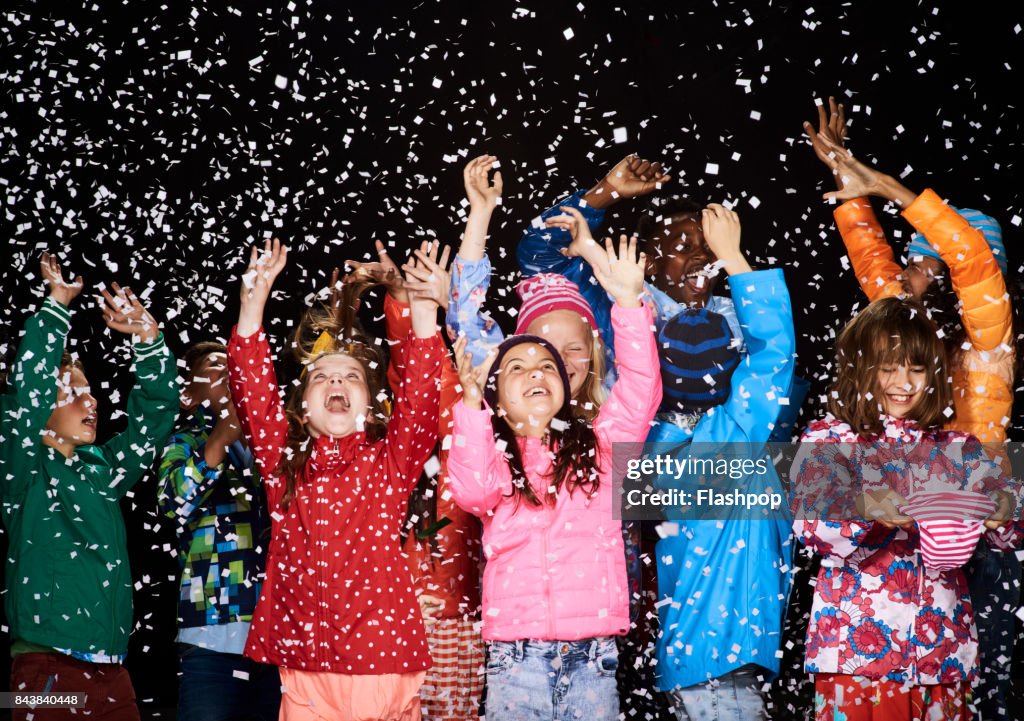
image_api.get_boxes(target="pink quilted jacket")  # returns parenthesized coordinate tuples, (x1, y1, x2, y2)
(446, 303, 661, 641)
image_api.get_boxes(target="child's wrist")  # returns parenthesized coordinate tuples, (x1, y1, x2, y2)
(581, 182, 617, 210)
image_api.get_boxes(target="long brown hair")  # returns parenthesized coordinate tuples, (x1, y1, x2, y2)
(828, 297, 953, 435)
(277, 276, 389, 507)
(486, 336, 603, 508)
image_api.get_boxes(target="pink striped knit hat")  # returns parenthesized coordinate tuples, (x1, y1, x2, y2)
(514, 273, 598, 334)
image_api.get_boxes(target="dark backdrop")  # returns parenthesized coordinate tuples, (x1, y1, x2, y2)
(2, 1, 1023, 717)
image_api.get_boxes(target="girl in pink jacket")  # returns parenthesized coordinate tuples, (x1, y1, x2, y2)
(447, 236, 661, 720)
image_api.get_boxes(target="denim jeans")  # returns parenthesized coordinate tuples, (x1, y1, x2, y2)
(965, 546, 1022, 720)
(177, 644, 282, 721)
(484, 637, 619, 721)
(665, 665, 766, 721)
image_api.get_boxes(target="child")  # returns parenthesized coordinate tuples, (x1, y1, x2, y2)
(2, 254, 178, 720)
(446, 235, 661, 719)
(227, 239, 444, 720)
(157, 341, 280, 719)
(792, 297, 1018, 721)
(642, 206, 796, 719)
(449, 155, 608, 416)
(804, 98, 1018, 719)
(517, 158, 802, 718)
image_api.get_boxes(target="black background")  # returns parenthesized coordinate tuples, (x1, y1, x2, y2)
(2, 0, 1023, 716)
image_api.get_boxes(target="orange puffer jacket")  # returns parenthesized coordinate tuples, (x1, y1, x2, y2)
(834, 189, 1014, 442)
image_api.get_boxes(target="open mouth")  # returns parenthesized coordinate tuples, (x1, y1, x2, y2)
(325, 393, 351, 412)
(82, 414, 97, 428)
(887, 393, 914, 404)
(683, 263, 719, 291)
(524, 386, 550, 398)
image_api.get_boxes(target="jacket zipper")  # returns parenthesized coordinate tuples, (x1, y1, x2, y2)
(315, 442, 337, 669)
(544, 504, 554, 639)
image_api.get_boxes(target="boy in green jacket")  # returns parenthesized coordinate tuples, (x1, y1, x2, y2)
(1, 253, 178, 721)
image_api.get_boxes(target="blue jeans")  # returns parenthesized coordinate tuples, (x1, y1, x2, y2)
(485, 638, 619, 721)
(665, 665, 765, 721)
(966, 546, 1022, 720)
(177, 644, 282, 721)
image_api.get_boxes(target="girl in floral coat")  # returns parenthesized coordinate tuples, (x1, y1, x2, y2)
(792, 297, 1019, 721)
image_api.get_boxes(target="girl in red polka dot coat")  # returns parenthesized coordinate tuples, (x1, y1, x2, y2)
(227, 239, 445, 721)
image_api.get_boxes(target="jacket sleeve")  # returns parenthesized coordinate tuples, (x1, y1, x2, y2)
(384, 332, 443, 494)
(791, 437, 895, 559)
(156, 426, 223, 523)
(594, 302, 661, 445)
(692, 269, 798, 445)
(95, 334, 180, 499)
(834, 198, 904, 301)
(0, 298, 72, 498)
(516, 189, 615, 350)
(384, 293, 413, 394)
(446, 402, 508, 515)
(902, 189, 1012, 352)
(446, 254, 506, 366)
(227, 326, 288, 510)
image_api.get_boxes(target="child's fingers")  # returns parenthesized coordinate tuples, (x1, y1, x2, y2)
(437, 243, 452, 271)
(491, 170, 503, 195)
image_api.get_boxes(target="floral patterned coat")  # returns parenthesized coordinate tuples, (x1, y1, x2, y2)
(792, 415, 1020, 685)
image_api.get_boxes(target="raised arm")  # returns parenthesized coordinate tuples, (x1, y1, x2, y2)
(901, 192, 1011, 351)
(447, 156, 506, 366)
(583, 234, 662, 444)
(0, 254, 82, 497)
(445, 338, 507, 514)
(89, 283, 177, 496)
(804, 99, 904, 301)
(227, 239, 289, 509)
(690, 206, 797, 444)
(382, 246, 445, 494)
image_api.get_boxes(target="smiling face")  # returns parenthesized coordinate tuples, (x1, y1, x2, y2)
(645, 214, 721, 306)
(901, 257, 944, 300)
(876, 362, 928, 419)
(183, 351, 232, 414)
(302, 353, 371, 438)
(495, 343, 566, 437)
(525, 310, 593, 398)
(44, 366, 97, 454)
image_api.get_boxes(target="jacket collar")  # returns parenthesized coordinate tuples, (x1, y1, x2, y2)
(308, 432, 366, 474)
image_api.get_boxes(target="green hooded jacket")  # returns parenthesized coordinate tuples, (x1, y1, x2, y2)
(0, 298, 178, 657)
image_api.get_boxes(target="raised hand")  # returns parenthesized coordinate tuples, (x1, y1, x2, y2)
(586, 235, 645, 309)
(98, 282, 160, 343)
(858, 489, 914, 529)
(403, 240, 447, 339)
(344, 239, 409, 303)
(583, 154, 671, 209)
(453, 335, 495, 409)
(40, 252, 84, 307)
(702, 204, 751, 276)
(544, 206, 603, 266)
(463, 154, 503, 214)
(804, 96, 848, 188)
(237, 238, 288, 337)
(403, 240, 452, 311)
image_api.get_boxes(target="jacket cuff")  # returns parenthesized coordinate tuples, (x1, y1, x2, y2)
(133, 332, 168, 361)
(833, 197, 877, 236)
(40, 297, 72, 333)
(229, 325, 265, 349)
